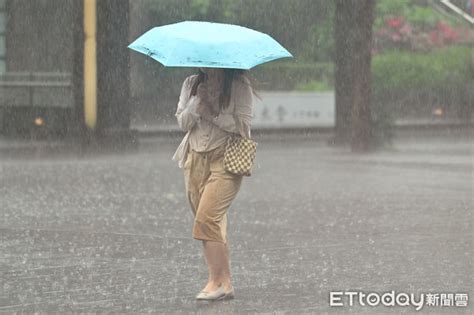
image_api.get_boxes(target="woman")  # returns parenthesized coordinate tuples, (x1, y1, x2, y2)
(172, 67, 254, 300)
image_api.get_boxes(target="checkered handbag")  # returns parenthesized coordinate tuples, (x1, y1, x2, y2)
(223, 135, 257, 176)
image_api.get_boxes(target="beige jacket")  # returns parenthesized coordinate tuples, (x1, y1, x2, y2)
(172, 74, 253, 168)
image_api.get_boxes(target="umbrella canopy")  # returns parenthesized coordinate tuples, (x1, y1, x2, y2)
(128, 21, 293, 69)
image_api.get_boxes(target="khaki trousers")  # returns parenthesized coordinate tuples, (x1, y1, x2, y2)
(183, 143, 243, 244)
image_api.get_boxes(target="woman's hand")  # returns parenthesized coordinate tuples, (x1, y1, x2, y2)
(196, 83, 209, 103)
(195, 83, 218, 120)
(196, 102, 217, 120)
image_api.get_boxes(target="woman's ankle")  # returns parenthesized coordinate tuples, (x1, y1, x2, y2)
(217, 279, 232, 289)
(207, 278, 230, 287)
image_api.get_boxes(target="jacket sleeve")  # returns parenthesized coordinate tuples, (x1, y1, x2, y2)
(175, 77, 201, 131)
(210, 77, 253, 139)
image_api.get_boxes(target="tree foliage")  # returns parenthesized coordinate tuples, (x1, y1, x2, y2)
(147, 0, 335, 63)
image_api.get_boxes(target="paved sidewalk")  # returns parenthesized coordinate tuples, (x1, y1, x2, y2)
(0, 132, 472, 313)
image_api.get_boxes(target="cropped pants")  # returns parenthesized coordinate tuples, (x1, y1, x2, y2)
(183, 142, 243, 244)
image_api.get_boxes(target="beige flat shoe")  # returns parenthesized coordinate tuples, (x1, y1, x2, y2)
(223, 286, 235, 300)
(196, 285, 226, 301)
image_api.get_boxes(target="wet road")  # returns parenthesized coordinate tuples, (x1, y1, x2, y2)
(1, 131, 472, 314)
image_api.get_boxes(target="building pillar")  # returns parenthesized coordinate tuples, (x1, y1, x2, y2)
(74, 0, 137, 150)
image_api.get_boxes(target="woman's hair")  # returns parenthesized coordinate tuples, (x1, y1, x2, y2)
(189, 68, 259, 112)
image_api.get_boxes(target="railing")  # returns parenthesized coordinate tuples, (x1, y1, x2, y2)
(0, 72, 73, 108)
(440, 0, 474, 25)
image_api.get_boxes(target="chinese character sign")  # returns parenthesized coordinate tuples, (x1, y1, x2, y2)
(252, 91, 335, 129)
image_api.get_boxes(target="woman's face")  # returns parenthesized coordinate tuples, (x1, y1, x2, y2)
(200, 67, 224, 80)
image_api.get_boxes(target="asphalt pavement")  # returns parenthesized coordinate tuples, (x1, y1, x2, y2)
(0, 130, 472, 314)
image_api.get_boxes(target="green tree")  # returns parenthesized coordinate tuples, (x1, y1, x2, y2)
(148, 0, 335, 63)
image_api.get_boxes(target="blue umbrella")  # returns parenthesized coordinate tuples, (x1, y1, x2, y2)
(128, 21, 293, 69)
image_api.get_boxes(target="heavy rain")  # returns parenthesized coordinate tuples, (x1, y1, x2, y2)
(0, 0, 473, 313)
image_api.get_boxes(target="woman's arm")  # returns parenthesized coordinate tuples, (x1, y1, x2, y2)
(175, 76, 201, 131)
